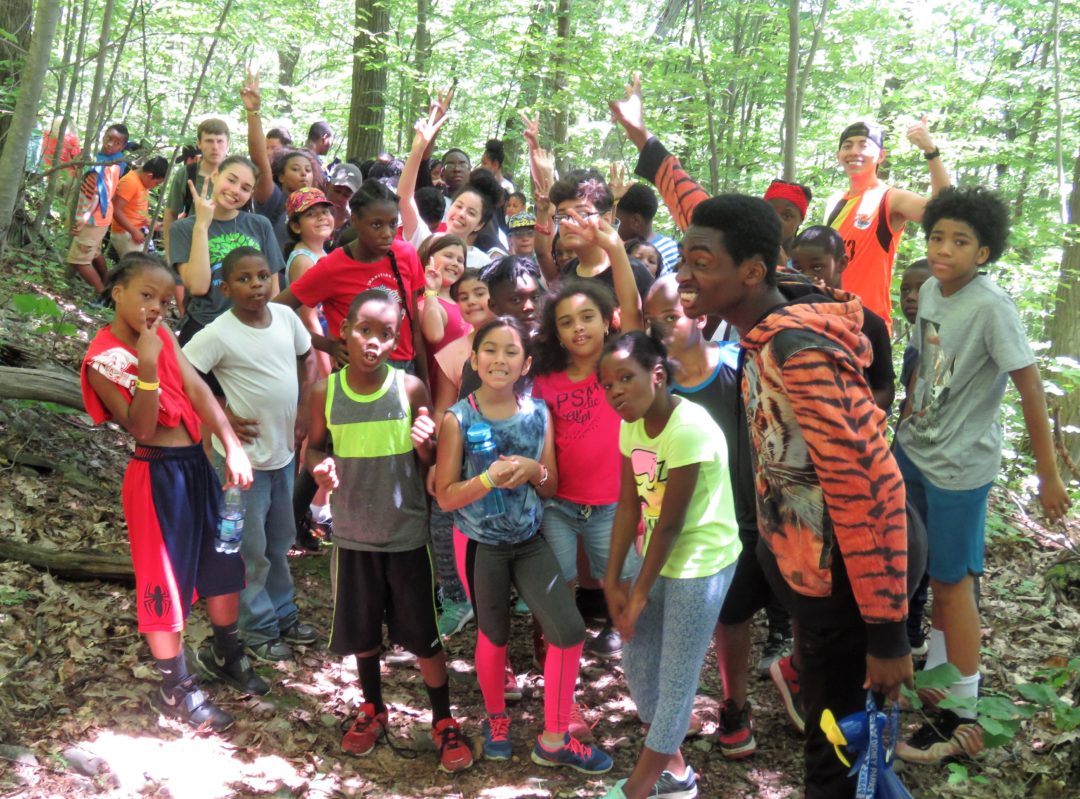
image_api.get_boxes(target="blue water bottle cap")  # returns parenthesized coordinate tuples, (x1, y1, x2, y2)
(466, 422, 493, 445)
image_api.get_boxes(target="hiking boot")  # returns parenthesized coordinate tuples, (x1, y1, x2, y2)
(247, 639, 294, 662)
(482, 713, 513, 760)
(756, 630, 793, 678)
(437, 600, 475, 638)
(531, 733, 612, 774)
(152, 676, 234, 733)
(341, 703, 388, 756)
(281, 621, 319, 646)
(432, 717, 473, 772)
(504, 662, 523, 702)
(717, 699, 756, 759)
(652, 765, 699, 798)
(584, 624, 623, 658)
(568, 702, 595, 743)
(195, 643, 270, 696)
(895, 709, 985, 764)
(769, 655, 805, 735)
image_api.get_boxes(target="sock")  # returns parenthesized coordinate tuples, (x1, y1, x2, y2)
(667, 765, 690, 780)
(544, 641, 585, 735)
(475, 632, 507, 716)
(426, 680, 451, 723)
(357, 654, 385, 714)
(949, 672, 980, 720)
(923, 628, 947, 671)
(212, 622, 242, 661)
(155, 652, 190, 692)
(309, 503, 332, 524)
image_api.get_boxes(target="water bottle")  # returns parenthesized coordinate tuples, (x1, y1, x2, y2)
(216, 485, 245, 554)
(465, 422, 506, 520)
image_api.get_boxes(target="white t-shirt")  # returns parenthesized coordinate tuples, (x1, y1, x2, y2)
(183, 304, 312, 470)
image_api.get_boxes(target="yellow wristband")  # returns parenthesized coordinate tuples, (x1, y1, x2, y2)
(478, 471, 496, 490)
(424, 289, 439, 298)
(135, 379, 160, 392)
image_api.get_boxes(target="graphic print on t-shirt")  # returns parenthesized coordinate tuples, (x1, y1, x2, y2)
(909, 318, 953, 442)
(207, 230, 260, 292)
(631, 448, 667, 535)
(553, 379, 605, 431)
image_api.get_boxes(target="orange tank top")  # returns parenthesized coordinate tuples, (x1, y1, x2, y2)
(827, 185, 902, 332)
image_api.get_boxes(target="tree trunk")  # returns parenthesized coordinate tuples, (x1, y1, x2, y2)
(0, 0, 33, 150)
(1047, 148, 1080, 471)
(276, 44, 301, 114)
(0, 0, 62, 260)
(0, 539, 133, 583)
(543, 0, 572, 173)
(781, 0, 799, 181)
(0, 367, 84, 409)
(346, 0, 390, 161)
(692, 0, 719, 194)
(81, 0, 116, 163)
(409, 0, 431, 126)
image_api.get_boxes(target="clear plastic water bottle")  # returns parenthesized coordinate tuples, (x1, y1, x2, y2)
(465, 422, 506, 520)
(216, 485, 245, 554)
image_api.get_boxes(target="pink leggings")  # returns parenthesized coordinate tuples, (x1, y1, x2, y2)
(454, 528, 585, 733)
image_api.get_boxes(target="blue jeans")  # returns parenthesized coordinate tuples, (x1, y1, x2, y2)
(541, 497, 639, 583)
(218, 455, 299, 644)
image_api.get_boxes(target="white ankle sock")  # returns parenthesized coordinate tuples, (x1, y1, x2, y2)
(309, 503, 332, 523)
(949, 672, 980, 720)
(923, 628, 947, 671)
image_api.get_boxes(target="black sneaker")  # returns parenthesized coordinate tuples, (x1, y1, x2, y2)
(717, 698, 757, 760)
(895, 709, 985, 765)
(756, 630, 792, 678)
(583, 624, 622, 658)
(281, 621, 319, 646)
(152, 676, 234, 732)
(651, 764, 699, 798)
(247, 639, 294, 662)
(195, 643, 271, 696)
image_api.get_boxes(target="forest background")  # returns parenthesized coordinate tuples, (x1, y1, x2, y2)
(0, 0, 1079, 797)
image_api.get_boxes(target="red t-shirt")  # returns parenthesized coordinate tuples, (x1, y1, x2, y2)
(81, 325, 202, 441)
(532, 370, 622, 505)
(290, 239, 423, 362)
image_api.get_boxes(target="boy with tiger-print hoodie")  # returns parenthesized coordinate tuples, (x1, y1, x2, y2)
(673, 193, 913, 799)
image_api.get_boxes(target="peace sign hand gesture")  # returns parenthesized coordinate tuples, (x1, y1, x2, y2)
(519, 110, 541, 152)
(189, 177, 215, 228)
(241, 67, 261, 113)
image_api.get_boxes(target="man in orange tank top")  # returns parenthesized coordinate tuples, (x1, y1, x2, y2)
(827, 118, 950, 332)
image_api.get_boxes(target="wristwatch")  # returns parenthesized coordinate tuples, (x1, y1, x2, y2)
(923, 148, 941, 161)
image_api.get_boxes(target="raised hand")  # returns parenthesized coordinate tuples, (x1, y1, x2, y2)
(531, 147, 556, 214)
(424, 258, 443, 294)
(519, 110, 541, 152)
(135, 308, 163, 364)
(559, 206, 621, 252)
(411, 406, 436, 449)
(189, 178, 215, 227)
(412, 103, 451, 153)
(905, 114, 936, 153)
(608, 72, 649, 151)
(432, 86, 455, 120)
(241, 66, 261, 113)
(609, 161, 634, 202)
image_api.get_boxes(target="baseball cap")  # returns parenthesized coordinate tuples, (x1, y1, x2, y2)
(838, 121, 885, 150)
(329, 163, 363, 193)
(508, 211, 536, 233)
(286, 187, 332, 218)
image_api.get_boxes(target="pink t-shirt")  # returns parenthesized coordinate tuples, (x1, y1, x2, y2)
(532, 370, 621, 505)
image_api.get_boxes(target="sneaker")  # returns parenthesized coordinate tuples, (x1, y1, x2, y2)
(603, 780, 629, 799)
(152, 676, 234, 733)
(482, 713, 513, 760)
(195, 644, 270, 696)
(717, 699, 757, 759)
(769, 655, 805, 735)
(652, 765, 699, 798)
(294, 512, 326, 552)
(756, 631, 793, 678)
(513, 596, 530, 615)
(895, 709, 985, 764)
(341, 703, 388, 756)
(530, 733, 612, 774)
(281, 621, 319, 646)
(384, 645, 418, 666)
(437, 600, 475, 638)
(584, 624, 623, 658)
(504, 662, 523, 702)
(568, 703, 595, 743)
(432, 717, 473, 772)
(247, 639, 294, 662)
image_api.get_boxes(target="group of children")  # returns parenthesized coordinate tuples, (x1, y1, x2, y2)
(77, 74, 1071, 799)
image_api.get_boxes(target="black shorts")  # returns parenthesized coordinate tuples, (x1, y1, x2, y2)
(717, 527, 773, 626)
(328, 545, 442, 658)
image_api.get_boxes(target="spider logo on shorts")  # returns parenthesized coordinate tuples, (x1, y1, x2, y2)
(143, 584, 171, 618)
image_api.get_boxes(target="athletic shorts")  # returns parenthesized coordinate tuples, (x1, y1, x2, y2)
(717, 527, 773, 626)
(894, 443, 991, 585)
(66, 224, 108, 265)
(328, 545, 442, 659)
(122, 444, 245, 632)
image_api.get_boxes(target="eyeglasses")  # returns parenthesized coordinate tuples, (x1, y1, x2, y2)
(553, 210, 601, 224)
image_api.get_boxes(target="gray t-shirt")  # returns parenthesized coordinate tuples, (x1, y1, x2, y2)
(896, 275, 1035, 490)
(170, 212, 286, 326)
(165, 167, 212, 216)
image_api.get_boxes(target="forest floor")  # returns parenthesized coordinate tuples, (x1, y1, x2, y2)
(1, 249, 1079, 799)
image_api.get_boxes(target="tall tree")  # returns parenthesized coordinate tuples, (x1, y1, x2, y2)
(0, 0, 33, 149)
(0, 0, 62, 257)
(347, 0, 390, 160)
(1047, 147, 1080, 470)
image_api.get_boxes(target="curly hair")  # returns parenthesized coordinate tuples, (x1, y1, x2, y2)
(548, 169, 614, 214)
(921, 186, 1010, 264)
(533, 280, 616, 376)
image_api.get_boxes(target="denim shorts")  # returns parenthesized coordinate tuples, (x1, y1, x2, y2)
(894, 443, 991, 585)
(540, 497, 640, 583)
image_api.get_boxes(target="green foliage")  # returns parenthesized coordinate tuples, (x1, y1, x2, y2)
(8, 292, 77, 338)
